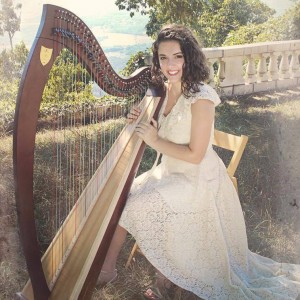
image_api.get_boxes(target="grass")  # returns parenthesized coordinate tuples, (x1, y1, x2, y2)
(0, 135, 27, 298)
(215, 90, 300, 263)
(0, 86, 300, 299)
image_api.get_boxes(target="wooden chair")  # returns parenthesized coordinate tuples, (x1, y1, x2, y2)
(125, 129, 248, 269)
(213, 129, 249, 192)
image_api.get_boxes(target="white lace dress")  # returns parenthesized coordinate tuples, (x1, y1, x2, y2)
(119, 83, 300, 300)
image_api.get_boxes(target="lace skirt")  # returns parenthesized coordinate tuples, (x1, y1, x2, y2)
(119, 160, 300, 299)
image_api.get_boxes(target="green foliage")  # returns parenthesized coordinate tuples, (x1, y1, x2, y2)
(0, 78, 18, 133)
(0, 77, 17, 102)
(198, 0, 275, 47)
(115, 0, 275, 46)
(223, 23, 266, 46)
(116, 0, 204, 38)
(40, 49, 135, 118)
(223, 1, 300, 45)
(0, 41, 28, 80)
(145, 9, 164, 37)
(41, 49, 94, 113)
(120, 50, 150, 76)
(0, 0, 22, 49)
(0, 41, 28, 133)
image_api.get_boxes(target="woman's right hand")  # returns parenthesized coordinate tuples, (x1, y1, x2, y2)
(127, 106, 141, 124)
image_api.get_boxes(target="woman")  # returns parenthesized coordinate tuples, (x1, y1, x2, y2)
(98, 24, 300, 299)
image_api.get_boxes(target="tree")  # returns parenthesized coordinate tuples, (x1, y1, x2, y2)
(0, 0, 22, 49)
(0, 40, 26, 134)
(198, 0, 275, 47)
(115, 0, 275, 46)
(0, 40, 28, 80)
(42, 49, 94, 113)
(115, 0, 205, 37)
(121, 50, 150, 76)
(223, 1, 300, 45)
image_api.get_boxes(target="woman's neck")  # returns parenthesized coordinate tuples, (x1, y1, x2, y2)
(167, 81, 182, 99)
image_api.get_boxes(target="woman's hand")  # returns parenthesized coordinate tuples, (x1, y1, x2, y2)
(135, 118, 159, 147)
(127, 106, 141, 123)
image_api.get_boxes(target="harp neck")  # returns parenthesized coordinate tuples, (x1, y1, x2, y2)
(35, 4, 152, 96)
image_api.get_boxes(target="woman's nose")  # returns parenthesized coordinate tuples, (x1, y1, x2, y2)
(167, 58, 175, 66)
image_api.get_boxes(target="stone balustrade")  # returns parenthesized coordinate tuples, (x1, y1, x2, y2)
(203, 40, 300, 96)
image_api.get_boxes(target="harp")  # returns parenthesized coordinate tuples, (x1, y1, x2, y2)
(13, 4, 164, 300)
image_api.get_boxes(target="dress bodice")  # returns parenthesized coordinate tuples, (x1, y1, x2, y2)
(156, 83, 221, 177)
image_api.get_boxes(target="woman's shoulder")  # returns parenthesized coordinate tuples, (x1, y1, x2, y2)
(189, 83, 221, 106)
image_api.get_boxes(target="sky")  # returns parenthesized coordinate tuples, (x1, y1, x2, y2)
(0, 0, 152, 50)
(262, 0, 295, 15)
(20, 0, 120, 29)
(0, 0, 296, 52)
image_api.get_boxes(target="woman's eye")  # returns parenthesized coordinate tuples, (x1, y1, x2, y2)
(159, 57, 166, 61)
(176, 55, 183, 59)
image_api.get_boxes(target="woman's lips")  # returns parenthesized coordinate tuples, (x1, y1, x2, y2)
(168, 70, 179, 75)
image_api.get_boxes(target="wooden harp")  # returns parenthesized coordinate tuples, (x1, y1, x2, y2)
(13, 4, 164, 300)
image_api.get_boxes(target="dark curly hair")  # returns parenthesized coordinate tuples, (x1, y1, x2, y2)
(151, 24, 209, 98)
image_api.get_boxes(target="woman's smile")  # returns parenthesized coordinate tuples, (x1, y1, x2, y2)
(167, 70, 180, 76)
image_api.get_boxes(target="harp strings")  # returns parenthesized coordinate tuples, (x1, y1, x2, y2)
(35, 9, 145, 283)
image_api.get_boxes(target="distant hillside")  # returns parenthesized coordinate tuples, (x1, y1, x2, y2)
(88, 10, 148, 35)
(89, 11, 153, 72)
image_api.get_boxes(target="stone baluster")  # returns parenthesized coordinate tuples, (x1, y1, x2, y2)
(219, 57, 244, 84)
(279, 51, 290, 79)
(268, 52, 279, 81)
(203, 40, 300, 95)
(289, 50, 300, 78)
(217, 59, 225, 83)
(207, 59, 216, 87)
(245, 55, 256, 84)
(256, 53, 268, 82)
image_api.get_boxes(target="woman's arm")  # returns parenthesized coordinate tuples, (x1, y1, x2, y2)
(135, 99, 215, 164)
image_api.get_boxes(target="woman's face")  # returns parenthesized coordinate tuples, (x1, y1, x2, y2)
(157, 40, 185, 84)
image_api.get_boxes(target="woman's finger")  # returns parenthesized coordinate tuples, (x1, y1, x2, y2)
(137, 122, 150, 130)
(131, 107, 141, 116)
(127, 107, 142, 122)
(151, 118, 158, 129)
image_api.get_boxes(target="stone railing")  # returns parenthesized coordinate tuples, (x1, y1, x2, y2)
(203, 40, 300, 96)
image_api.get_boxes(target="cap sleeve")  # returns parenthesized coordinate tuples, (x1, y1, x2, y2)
(190, 84, 221, 106)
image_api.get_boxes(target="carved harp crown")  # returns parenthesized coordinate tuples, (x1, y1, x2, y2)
(13, 4, 164, 300)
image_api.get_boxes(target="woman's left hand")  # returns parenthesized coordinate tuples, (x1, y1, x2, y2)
(135, 118, 159, 147)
